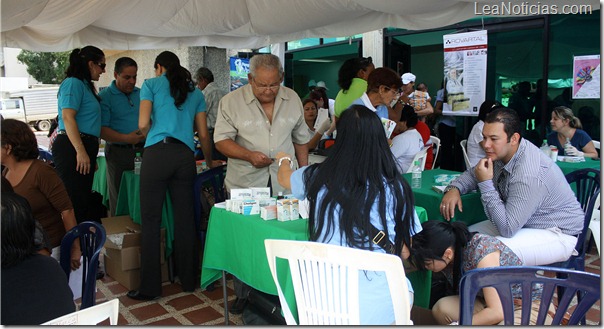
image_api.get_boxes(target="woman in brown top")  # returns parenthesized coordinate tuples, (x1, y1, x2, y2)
(1, 119, 80, 270)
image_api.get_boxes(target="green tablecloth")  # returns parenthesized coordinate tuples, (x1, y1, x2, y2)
(92, 156, 110, 207)
(200, 206, 431, 313)
(115, 170, 174, 256)
(556, 158, 600, 176)
(403, 168, 487, 225)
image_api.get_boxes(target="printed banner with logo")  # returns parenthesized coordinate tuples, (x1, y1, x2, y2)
(230, 57, 250, 91)
(442, 30, 488, 116)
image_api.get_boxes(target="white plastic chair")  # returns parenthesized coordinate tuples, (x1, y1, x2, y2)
(264, 239, 411, 325)
(593, 140, 600, 150)
(460, 139, 471, 170)
(42, 298, 119, 325)
(405, 146, 430, 173)
(588, 191, 601, 255)
(429, 135, 441, 169)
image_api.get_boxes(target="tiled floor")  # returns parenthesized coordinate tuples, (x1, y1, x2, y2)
(83, 245, 601, 325)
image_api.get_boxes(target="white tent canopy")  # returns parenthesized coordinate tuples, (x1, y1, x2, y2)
(2, 0, 599, 52)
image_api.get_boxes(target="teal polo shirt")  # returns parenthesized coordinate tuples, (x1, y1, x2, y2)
(57, 77, 102, 137)
(99, 80, 141, 137)
(334, 78, 368, 118)
(140, 73, 206, 152)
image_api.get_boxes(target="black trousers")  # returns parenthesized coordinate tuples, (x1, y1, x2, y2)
(105, 144, 144, 216)
(51, 134, 99, 223)
(138, 142, 199, 296)
(437, 123, 465, 172)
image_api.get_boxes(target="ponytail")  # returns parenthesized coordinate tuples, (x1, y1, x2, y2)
(64, 46, 104, 102)
(154, 51, 195, 107)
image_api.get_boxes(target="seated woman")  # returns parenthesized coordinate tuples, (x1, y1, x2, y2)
(1, 119, 80, 269)
(409, 220, 553, 325)
(391, 104, 424, 173)
(467, 100, 503, 167)
(547, 106, 598, 159)
(302, 98, 331, 151)
(350, 67, 402, 121)
(1, 192, 75, 325)
(275, 105, 422, 325)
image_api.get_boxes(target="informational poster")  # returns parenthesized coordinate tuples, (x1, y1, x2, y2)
(572, 54, 600, 99)
(229, 57, 250, 91)
(442, 30, 488, 116)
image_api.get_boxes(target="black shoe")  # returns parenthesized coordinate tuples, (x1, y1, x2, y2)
(228, 297, 248, 315)
(127, 290, 160, 301)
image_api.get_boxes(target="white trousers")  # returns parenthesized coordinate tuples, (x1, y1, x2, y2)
(468, 221, 578, 266)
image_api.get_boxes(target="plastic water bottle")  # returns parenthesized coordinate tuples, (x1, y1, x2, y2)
(540, 139, 550, 156)
(563, 137, 572, 156)
(134, 152, 142, 175)
(411, 160, 422, 189)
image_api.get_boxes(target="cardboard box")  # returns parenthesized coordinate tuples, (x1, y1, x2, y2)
(102, 216, 166, 271)
(105, 253, 169, 291)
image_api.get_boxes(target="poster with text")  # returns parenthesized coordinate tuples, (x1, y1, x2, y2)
(230, 57, 250, 91)
(572, 55, 600, 99)
(442, 30, 487, 116)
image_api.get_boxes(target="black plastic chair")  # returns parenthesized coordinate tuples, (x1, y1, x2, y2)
(60, 221, 106, 309)
(459, 266, 601, 325)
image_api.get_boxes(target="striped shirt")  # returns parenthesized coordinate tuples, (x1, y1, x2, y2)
(450, 139, 584, 237)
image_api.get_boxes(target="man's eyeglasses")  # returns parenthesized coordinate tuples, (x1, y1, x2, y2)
(96, 62, 106, 70)
(384, 86, 402, 96)
(253, 79, 281, 92)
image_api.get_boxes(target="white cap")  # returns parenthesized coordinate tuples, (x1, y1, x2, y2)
(316, 81, 329, 90)
(401, 73, 416, 84)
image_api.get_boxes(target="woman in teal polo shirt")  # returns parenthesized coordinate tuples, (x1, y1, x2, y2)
(52, 46, 105, 224)
(127, 51, 216, 301)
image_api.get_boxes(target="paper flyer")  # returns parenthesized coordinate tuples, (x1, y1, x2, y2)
(381, 118, 397, 139)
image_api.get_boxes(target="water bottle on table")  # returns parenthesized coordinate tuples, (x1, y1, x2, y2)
(134, 152, 142, 175)
(411, 160, 422, 189)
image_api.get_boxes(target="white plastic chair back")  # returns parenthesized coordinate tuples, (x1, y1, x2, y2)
(593, 140, 600, 150)
(264, 239, 411, 325)
(405, 146, 430, 173)
(429, 135, 441, 168)
(42, 298, 119, 325)
(460, 139, 471, 170)
(588, 191, 601, 255)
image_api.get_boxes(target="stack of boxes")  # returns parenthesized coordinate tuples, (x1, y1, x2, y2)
(102, 216, 168, 290)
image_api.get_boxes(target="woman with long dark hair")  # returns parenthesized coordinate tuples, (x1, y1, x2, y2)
(127, 51, 216, 300)
(52, 46, 105, 223)
(276, 105, 421, 324)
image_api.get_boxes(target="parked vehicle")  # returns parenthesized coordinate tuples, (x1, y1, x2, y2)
(1, 87, 59, 131)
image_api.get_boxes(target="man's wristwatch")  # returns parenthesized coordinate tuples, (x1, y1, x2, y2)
(443, 185, 459, 194)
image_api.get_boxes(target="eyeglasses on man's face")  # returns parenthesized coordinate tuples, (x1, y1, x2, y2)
(253, 78, 281, 92)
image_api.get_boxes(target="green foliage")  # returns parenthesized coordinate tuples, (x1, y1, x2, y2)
(16, 50, 70, 84)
